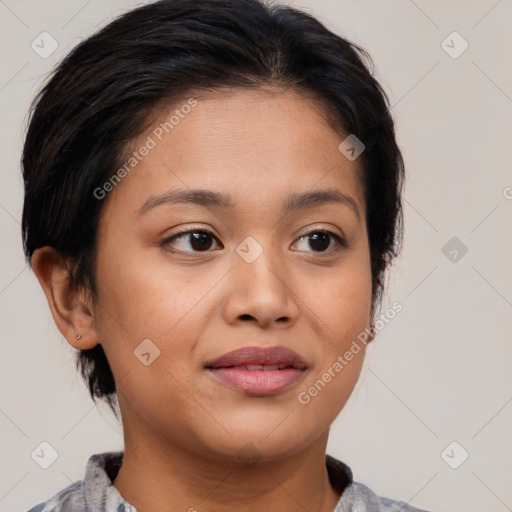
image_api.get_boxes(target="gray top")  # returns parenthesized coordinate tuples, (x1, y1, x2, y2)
(26, 452, 430, 512)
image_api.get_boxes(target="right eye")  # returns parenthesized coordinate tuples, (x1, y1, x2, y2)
(161, 228, 223, 254)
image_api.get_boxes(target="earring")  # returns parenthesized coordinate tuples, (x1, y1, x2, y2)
(75, 334, 82, 340)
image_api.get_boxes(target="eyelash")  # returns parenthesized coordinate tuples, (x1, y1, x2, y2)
(161, 226, 347, 257)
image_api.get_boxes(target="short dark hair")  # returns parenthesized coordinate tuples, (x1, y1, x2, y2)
(21, 0, 405, 413)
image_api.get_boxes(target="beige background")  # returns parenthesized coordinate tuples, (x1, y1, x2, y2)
(1, 1, 511, 510)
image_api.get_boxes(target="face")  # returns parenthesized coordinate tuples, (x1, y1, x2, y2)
(91, 86, 373, 462)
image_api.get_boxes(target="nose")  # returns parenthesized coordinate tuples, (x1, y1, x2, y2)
(222, 243, 300, 329)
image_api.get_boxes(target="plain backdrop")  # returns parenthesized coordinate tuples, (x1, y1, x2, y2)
(1, 1, 511, 511)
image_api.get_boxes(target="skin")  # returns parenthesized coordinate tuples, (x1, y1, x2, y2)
(32, 86, 374, 512)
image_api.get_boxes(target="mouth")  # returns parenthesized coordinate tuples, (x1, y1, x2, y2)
(204, 346, 308, 395)
(212, 364, 300, 370)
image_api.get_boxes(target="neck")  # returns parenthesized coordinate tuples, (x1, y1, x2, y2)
(112, 420, 342, 512)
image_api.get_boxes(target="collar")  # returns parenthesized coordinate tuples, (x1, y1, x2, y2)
(83, 451, 353, 510)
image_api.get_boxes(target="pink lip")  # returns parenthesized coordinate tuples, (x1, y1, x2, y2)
(204, 346, 307, 395)
(205, 346, 307, 369)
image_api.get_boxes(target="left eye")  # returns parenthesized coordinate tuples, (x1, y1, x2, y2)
(162, 229, 346, 255)
(293, 230, 346, 253)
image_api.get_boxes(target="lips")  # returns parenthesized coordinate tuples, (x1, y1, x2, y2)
(205, 346, 307, 395)
(204, 346, 307, 370)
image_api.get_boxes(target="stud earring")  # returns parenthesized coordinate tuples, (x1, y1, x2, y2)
(75, 334, 82, 340)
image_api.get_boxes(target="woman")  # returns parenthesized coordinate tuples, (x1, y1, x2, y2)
(23, 0, 428, 510)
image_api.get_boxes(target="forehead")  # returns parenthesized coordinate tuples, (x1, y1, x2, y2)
(103, 86, 365, 219)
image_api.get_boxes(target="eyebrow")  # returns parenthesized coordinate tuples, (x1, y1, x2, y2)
(137, 187, 360, 220)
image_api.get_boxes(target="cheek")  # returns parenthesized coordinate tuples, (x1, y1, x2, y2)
(295, 249, 372, 408)
(93, 250, 210, 425)
(304, 250, 373, 336)
(94, 242, 204, 338)
(325, 271, 372, 323)
(294, 266, 371, 420)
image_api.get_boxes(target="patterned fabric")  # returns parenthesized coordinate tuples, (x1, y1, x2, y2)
(27, 452, 430, 512)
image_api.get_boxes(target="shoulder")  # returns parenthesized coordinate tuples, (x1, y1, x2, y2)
(25, 480, 86, 512)
(337, 480, 431, 512)
(25, 452, 127, 512)
(326, 454, 430, 511)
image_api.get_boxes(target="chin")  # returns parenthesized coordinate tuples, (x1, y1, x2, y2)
(195, 418, 323, 463)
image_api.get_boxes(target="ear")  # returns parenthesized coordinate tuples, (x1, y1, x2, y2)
(31, 246, 99, 350)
